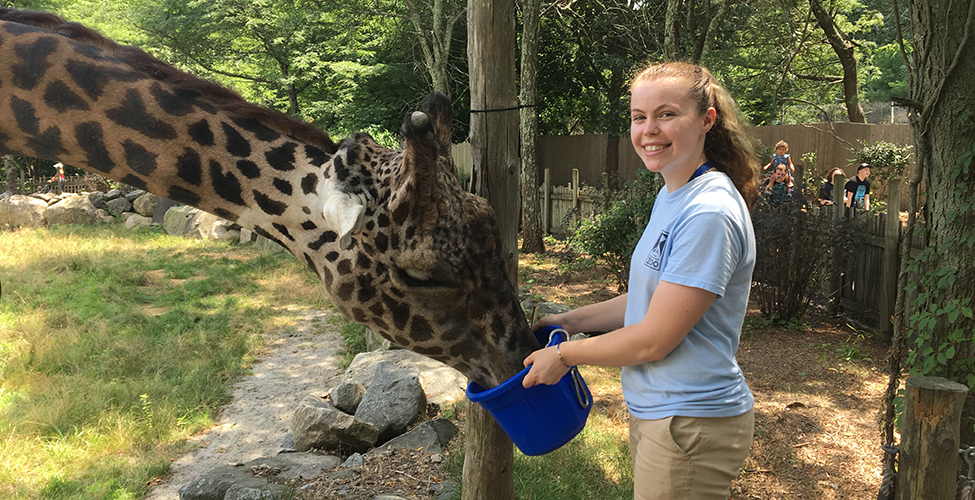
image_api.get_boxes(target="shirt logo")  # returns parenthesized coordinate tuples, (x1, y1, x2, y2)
(646, 231, 669, 270)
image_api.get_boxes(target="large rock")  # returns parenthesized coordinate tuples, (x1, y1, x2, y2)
(290, 393, 379, 453)
(125, 214, 153, 231)
(344, 350, 468, 406)
(329, 381, 366, 415)
(44, 195, 99, 226)
(163, 205, 239, 241)
(178, 453, 340, 500)
(132, 192, 157, 217)
(372, 417, 459, 454)
(105, 196, 132, 214)
(354, 363, 426, 444)
(0, 194, 47, 228)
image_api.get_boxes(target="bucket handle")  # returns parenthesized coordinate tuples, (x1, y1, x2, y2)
(548, 328, 592, 410)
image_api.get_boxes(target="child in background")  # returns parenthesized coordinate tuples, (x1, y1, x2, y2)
(763, 164, 792, 205)
(762, 140, 795, 185)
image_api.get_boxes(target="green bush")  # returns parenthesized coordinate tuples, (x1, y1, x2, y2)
(568, 170, 663, 292)
(852, 141, 913, 183)
(751, 189, 861, 325)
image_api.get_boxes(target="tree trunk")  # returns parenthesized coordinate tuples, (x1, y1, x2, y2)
(465, 0, 520, 497)
(809, 0, 866, 123)
(4, 155, 17, 193)
(519, 0, 545, 254)
(904, 0, 975, 443)
(664, 0, 681, 60)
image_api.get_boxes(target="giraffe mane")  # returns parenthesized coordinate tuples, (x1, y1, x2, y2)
(0, 8, 338, 154)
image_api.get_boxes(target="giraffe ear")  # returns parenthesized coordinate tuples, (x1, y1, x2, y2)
(321, 177, 365, 249)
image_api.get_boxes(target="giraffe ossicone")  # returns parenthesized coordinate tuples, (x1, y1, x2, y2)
(0, 7, 539, 388)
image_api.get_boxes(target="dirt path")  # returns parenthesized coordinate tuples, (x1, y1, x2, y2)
(146, 308, 346, 500)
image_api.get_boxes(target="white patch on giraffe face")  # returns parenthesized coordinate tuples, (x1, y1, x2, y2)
(319, 176, 365, 249)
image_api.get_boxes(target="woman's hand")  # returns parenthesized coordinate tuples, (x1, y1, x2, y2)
(522, 344, 570, 388)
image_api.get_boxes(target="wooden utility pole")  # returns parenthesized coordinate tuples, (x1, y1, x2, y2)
(464, 0, 519, 498)
(896, 376, 969, 500)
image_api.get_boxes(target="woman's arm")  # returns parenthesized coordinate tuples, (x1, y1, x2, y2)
(522, 281, 716, 387)
(531, 293, 628, 335)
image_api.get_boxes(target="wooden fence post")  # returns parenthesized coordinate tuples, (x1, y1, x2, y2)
(877, 178, 902, 341)
(543, 168, 550, 234)
(827, 173, 847, 314)
(571, 168, 579, 227)
(896, 376, 970, 500)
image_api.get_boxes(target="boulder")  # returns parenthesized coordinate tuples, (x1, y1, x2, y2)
(354, 363, 426, 444)
(290, 393, 379, 453)
(0, 194, 47, 228)
(344, 350, 467, 406)
(132, 192, 157, 217)
(125, 214, 153, 231)
(178, 453, 340, 500)
(329, 381, 366, 415)
(372, 417, 458, 454)
(44, 195, 99, 226)
(164, 205, 239, 241)
(123, 189, 145, 202)
(105, 196, 132, 214)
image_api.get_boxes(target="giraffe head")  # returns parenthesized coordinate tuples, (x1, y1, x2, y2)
(313, 94, 540, 387)
(0, 8, 539, 388)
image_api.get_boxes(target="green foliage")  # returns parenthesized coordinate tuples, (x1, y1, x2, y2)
(751, 190, 860, 325)
(902, 110, 975, 434)
(851, 140, 913, 183)
(567, 170, 664, 292)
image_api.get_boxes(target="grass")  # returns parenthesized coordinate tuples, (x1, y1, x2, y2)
(0, 223, 329, 499)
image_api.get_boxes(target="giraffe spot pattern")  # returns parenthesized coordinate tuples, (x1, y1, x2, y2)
(122, 139, 158, 175)
(43, 80, 89, 112)
(106, 89, 177, 140)
(209, 160, 246, 206)
(188, 119, 214, 146)
(235, 160, 260, 179)
(308, 231, 337, 251)
(234, 118, 281, 143)
(168, 185, 201, 206)
(300, 220, 317, 230)
(266, 142, 297, 171)
(74, 121, 114, 172)
(12, 37, 57, 90)
(305, 145, 330, 166)
(300, 173, 317, 195)
(272, 178, 292, 196)
(221, 122, 250, 157)
(356, 275, 376, 302)
(149, 83, 199, 117)
(10, 95, 39, 135)
(66, 59, 144, 100)
(28, 126, 65, 158)
(324, 251, 339, 262)
(272, 222, 294, 241)
(119, 174, 147, 191)
(253, 189, 287, 216)
(176, 148, 202, 186)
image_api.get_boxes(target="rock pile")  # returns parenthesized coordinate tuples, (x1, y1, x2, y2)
(179, 350, 466, 500)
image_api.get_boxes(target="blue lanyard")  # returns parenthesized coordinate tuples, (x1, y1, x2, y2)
(688, 161, 714, 183)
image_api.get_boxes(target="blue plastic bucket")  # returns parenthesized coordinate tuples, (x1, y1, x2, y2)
(466, 326, 592, 456)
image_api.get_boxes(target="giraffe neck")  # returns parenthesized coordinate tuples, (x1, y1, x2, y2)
(0, 16, 345, 250)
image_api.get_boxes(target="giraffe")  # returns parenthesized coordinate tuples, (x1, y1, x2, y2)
(0, 8, 539, 389)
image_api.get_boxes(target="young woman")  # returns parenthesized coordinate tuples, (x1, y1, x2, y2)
(522, 61, 759, 500)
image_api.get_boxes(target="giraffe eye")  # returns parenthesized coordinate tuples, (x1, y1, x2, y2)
(394, 266, 457, 290)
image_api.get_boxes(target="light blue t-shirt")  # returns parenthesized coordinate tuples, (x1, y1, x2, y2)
(622, 170, 755, 419)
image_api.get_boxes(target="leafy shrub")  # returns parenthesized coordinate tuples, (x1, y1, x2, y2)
(568, 170, 664, 292)
(751, 187, 861, 325)
(852, 141, 913, 183)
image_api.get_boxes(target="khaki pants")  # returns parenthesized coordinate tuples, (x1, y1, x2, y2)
(629, 410, 754, 500)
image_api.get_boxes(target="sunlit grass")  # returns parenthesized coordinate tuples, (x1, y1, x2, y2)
(0, 223, 328, 499)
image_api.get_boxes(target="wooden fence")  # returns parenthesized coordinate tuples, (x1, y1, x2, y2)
(825, 177, 928, 339)
(539, 171, 913, 338)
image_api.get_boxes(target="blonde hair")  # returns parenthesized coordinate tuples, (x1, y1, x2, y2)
(629, 62, 760, 209)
